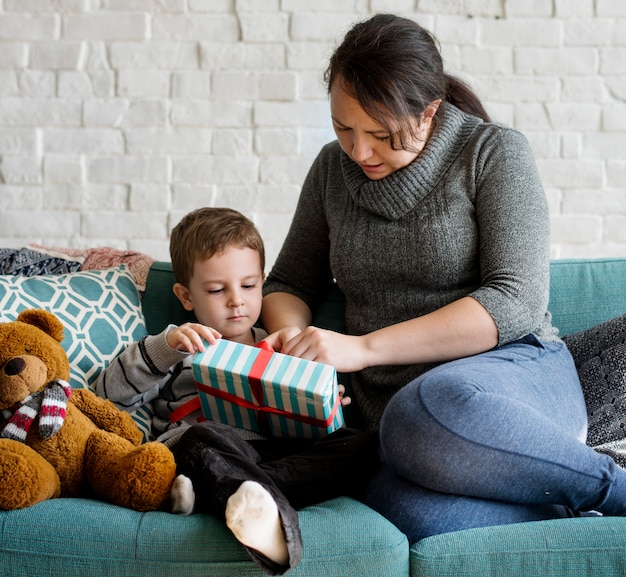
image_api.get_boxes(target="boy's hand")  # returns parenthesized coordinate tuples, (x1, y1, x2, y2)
(167, 323, 221, 354)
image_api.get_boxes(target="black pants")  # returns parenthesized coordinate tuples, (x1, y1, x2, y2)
(171, 421, 378, 576)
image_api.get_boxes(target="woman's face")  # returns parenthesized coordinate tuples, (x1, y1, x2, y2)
(329, 81, 440, 180)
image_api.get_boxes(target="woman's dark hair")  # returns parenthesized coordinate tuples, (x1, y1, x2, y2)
(324, 14, 491, 149)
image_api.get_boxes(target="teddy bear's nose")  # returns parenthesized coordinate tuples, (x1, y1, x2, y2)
(4, 358, 26, 376)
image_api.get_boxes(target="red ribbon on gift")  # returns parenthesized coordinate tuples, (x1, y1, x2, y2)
(248, 344, 273, 405)
(247, 345, 273, 434)
(169, 396, 201, 423)
(194, 381, 341, 431)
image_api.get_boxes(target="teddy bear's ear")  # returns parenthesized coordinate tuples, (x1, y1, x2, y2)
(16, 309, 65, 343)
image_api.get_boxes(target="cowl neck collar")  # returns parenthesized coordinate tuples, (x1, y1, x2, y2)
(340, 104, 482, 220)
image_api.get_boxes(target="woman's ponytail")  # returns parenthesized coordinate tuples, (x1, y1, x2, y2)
(444, 75, 491, 122)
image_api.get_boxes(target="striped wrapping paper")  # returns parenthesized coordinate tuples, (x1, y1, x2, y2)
(191, 339, 344, 439)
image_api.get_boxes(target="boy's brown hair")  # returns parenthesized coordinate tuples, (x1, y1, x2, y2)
(169, 207, 265, 287)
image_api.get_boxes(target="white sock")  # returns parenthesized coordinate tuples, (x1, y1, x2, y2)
(225, 480, 289, 565)
(171, 474, 195, 515)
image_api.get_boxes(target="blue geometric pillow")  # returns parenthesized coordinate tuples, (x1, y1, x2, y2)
(0, 266, 147, 390)
(0, 267, 154, 440)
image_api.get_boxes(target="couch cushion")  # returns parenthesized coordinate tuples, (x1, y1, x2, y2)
(0, 266, 152, 439)
(146, 258, 626, 340)
(0, 497, 409, 577)
(0, 266, 147, 389)
(0, 267, 154, 439)
(142, 261, 196, 334)
(410, 516, 626, 577)
(549, 258, 626, 337)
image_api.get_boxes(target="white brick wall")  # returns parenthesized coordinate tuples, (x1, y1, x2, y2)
(1, 0, 625, 267)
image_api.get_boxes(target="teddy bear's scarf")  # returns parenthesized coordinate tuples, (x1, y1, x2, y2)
(0, 379, 72, 442)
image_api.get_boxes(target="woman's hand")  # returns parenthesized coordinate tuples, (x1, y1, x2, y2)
(265, 326, 357, 406)
(278, 326, 370, 374)
(166, 323, 221, 354)
(263, 326, 303, 354)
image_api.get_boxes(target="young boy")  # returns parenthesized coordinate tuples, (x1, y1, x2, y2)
(96, 207, 375, 576)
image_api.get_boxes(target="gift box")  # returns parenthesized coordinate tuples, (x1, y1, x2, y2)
(191, 339, 344, 439)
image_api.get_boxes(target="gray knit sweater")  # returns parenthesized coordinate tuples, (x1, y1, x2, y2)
(264, 103, 559, 431)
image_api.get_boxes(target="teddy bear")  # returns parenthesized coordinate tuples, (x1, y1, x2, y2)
(0, 308, 177, 512)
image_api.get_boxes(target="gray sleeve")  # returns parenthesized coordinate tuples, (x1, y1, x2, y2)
(469, 127, 552, 345)
(95, 326, 191, 412)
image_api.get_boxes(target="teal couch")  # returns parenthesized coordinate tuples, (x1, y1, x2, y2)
(1, 257, 626, 577)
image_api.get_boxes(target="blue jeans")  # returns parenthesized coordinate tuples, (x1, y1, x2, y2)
(364, 335, 626, 542)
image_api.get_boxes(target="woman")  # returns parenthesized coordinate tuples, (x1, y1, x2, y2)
(262, 13, 626, 541)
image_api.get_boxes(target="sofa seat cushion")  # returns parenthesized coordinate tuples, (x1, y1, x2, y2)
(410, 516, 626, 577)
(0, 497, 409, 577)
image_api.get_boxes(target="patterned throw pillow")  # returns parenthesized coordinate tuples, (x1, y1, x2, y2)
(563, 313, 626, 466)
(0, 266, 154, 440)
(0, 247, 83, 276)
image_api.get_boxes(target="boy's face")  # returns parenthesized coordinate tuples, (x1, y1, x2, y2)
(176, 246, 264, 345)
